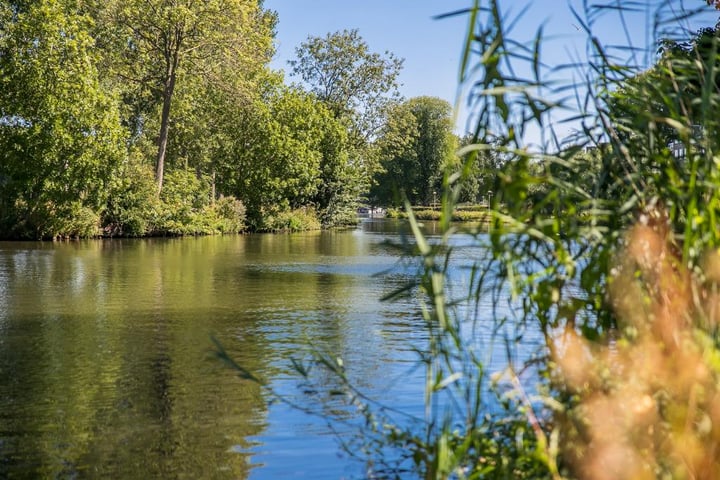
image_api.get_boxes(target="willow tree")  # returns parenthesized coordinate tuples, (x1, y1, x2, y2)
(99, 0, 276, 192)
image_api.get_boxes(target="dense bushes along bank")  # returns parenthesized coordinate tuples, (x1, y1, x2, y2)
(386, 205, 492, 223)
(1, 164, 331, 240)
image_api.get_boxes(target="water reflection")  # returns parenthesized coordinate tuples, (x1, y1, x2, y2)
(0, 221, 434, 479)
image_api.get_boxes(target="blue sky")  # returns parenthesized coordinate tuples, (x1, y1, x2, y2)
(264, 1, 718, 143)
(264, 1, 471, 118)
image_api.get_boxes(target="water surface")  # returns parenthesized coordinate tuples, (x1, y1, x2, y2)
(0, 220, 440, 479)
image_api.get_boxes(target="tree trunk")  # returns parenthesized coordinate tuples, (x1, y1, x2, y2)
(156, 54, 178, 194)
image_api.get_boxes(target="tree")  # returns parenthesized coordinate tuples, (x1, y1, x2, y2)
(456, 134, 504, 204)
(312, 122, 362, 227)
(216, 84, 346, 229)
(609, 24, 720, 147)
(0, 0, 126, 238)
(289, 29, 403, 183)
(97, 0, 276, 192)
(371, 97, 457, 206)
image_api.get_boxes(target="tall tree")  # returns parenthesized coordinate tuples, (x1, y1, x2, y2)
(456, 134, 504, 204)
(97, 0, 276, 192)
(372, 97, 457, 206)
(0, 0, 125, 238)
(216, 84, 346, 228)
(289, 29, 403, 182)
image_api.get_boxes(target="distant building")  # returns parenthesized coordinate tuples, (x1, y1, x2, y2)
(669, 140, 686, 160)
(668, 125, 704, 161)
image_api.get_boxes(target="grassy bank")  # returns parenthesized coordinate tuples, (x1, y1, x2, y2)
(386, 205, 492, 223)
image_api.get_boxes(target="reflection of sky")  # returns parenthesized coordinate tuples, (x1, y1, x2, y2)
(241, 222, 545, 478)
(0, 222, 546, 479)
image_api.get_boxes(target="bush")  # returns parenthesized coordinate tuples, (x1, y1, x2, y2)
(104, 163, 247, 237)
(261, 207, 321, 232)
(53, 202, 103, 239)
(382, 207, 491, 223)
(0, 198, 102, 240)
(450, 209, 491, 222)
(319, 199, 359, 228)
(104, 158, 158, 237)
(206, 196, 247, 233)
(155, 169, 215, 235)
(385, 208, 404, 219)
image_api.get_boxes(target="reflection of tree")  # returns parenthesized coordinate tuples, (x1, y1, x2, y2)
(0, 238, 272, 478)
(0, 229, 421, 478)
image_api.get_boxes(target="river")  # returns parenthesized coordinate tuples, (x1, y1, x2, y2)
(0, 219, 464, 479)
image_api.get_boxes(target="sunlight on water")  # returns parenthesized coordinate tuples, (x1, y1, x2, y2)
(0, 221, 441, 479)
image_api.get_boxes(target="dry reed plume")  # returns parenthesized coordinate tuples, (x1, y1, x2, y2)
(553, 205, 720, 479)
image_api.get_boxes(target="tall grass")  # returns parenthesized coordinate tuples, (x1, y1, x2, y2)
(219, 1, 720, 478)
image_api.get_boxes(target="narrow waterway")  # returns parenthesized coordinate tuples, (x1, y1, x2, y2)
(0, 219, 458, 479)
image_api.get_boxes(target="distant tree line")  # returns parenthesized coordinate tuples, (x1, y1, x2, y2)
(0, 0, 476, 239)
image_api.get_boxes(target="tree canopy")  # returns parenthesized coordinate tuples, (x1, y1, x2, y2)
(290, 29, 404, 192)
(0, 0, 126, 238)
(98, 0, 277, 192)
(371, 96, 457, 206)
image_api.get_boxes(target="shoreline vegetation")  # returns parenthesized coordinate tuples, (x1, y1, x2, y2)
(1, 2, 463, 241)
(0, 201, 495, 241)
(0, 202, 494, 241)
(386, 204, 492, 223)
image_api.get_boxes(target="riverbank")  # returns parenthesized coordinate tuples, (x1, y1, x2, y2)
(385, 204, 492, 223)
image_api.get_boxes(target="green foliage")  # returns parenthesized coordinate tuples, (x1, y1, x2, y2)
(95, 0, 276, 191)
(372, 97, 457, 207)
(106, 165, 246, 237)
(0, 0, 379, 237)
(155, 169, 245, 235)
(0, 0, 126, 239)
(384, 207, 491, 223)
(456, 135, 504, 204)
(290, 29, 403, 189)
(104, 156, 159, 236)
(260, 207, 320, 233)
(451, 1, 720, 477)
(290, 28, 403, 144)
(20, 200, 102, 239)
(314, 116, 362, 227)
(220, 84, 348, 229)
(219, 1, 720, 478)
(211, 196, 247, 234)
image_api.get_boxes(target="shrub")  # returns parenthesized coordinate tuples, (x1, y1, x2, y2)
(104, 158, 158, 237)
(155, 169, 214, 235)
(385, 208, 404, 219)
(0, 198, 102, 240)
(412, 209, 441, 220)
(207, 196, 247, 233)
(54, 202, 102, 239)
(261, 207, 321, 232)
